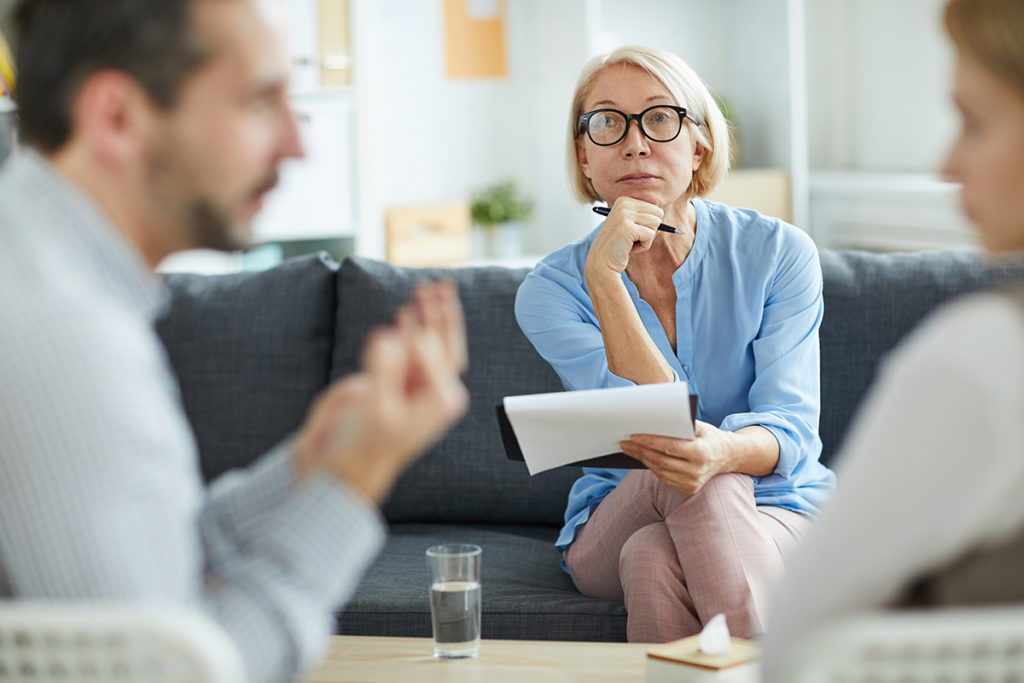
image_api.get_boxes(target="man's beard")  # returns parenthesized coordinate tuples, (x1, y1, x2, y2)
(144, 138, 276, 254)
(184, 196, 248, 252)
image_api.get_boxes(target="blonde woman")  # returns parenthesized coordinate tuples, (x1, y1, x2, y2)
(515, 46, 834, 642)
(765, 0, 1024, 677)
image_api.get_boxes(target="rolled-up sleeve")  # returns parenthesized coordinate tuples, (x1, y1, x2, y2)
(515, 263, 651, 391)
(719, 232, 823, 482)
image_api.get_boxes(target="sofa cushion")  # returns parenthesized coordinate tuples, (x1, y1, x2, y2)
(336, 523, 627, 642)
(156, 253, 339, 482)
(332, 256, 576, 525)
(818, 249, 1024, 467)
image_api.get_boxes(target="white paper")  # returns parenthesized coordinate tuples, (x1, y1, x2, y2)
(503, 383, 694, 475)
(699, 613, 732, 655)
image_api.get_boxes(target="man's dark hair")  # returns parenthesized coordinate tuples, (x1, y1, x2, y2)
(13, 0, 211, 153)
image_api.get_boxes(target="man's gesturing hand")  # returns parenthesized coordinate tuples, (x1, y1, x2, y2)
(296, 282, 469, 503)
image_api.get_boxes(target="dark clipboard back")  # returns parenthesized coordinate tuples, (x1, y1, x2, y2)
(496, 394, 698, 471)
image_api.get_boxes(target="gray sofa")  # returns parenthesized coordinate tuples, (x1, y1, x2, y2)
(155, 248, 1024, 643)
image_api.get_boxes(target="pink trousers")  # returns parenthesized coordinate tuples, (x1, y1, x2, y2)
(564, 470, 811, 643)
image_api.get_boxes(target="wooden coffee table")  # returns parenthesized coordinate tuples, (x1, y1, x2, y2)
(304, 635, 649, 682)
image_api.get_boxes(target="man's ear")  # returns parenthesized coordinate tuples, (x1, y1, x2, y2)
(576, 137, 593, 180)
(69, 70, 159, 168)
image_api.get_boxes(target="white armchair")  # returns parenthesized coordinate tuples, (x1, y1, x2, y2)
(784, 605, 1024, 682)
(0, 603, 245, 682)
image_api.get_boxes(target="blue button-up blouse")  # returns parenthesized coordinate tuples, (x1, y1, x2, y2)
(515, 198, 836, 551)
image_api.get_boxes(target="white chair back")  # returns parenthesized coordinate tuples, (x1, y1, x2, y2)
(0, 603, 245, 682)
(787, 605, 1024, 682)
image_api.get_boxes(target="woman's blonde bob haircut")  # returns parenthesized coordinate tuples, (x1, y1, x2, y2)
(944, 0, 1024, 98)
(566, 46, 731, 205)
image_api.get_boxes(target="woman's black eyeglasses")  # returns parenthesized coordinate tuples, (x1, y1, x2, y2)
(578, 105, 702, 146)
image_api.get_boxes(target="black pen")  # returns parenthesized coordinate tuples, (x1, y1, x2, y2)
(592, 206, 684, 235)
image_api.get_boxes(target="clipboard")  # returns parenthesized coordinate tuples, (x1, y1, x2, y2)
(496, 394, 698, 471)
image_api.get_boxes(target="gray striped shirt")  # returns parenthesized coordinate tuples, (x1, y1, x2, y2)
(0, 151, 386, 683)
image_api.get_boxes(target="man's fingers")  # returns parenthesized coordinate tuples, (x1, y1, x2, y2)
(395, 304, 416, 332)
(436, 281, 469, 373)
(404, 330, 468, 418)
(363, 329, 407, 398)
(296, 373, 371, 476)
(414, 284, 440, 330)
(414, 281, 469, 374)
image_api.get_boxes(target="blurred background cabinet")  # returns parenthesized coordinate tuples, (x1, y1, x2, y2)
(255, 0, 357, 246)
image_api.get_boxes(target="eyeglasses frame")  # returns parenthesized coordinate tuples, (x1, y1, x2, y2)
(578, 105, 703, 147)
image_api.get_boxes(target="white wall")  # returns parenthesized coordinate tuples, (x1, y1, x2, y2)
(367, 2, 515, 202)
(805, 0, 957, 172)
(358, 0, 804, 256)
(596, 0, 731, 87)
(506, 0, 592, 255)
(802, 0, 971, 250)
(728, 0, 798, 170)
(354, 0, 964, 257)
(593, 0, 801, 170)
(357, 0, 592, 256)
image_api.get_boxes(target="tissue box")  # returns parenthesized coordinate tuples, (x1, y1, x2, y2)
(646, 636, 760, 683)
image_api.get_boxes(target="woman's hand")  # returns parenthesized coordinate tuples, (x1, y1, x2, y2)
(621, 422, 780, 495)
(620, 421, 735, 495)
(584, 196, 664, 279)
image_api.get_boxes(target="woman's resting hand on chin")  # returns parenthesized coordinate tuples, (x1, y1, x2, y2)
(585, 197, 664, 279)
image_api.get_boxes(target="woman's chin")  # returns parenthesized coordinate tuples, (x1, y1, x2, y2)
(605, 190, 664, 207)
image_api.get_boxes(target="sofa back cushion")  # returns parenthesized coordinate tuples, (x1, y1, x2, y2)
(157, 248, 1024, 522)
(156, 253, 339, 482)
(332, 257, 575, 525)
(818, 249, 1024, 467)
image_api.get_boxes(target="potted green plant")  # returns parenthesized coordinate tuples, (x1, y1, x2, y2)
(469, 180, 534, 259)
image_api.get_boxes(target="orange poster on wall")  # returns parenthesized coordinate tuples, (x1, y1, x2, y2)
(444, 0, 507, 79)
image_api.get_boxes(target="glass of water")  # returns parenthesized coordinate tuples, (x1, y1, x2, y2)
(426, 543, 482, 658)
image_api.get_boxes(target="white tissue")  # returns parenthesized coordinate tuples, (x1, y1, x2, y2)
(698, 613, 732, 655)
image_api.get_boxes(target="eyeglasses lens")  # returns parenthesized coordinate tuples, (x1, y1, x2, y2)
(586, 106, 683, 146)
(641, 107, 682, 142)
(587, 111, 626, 145)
